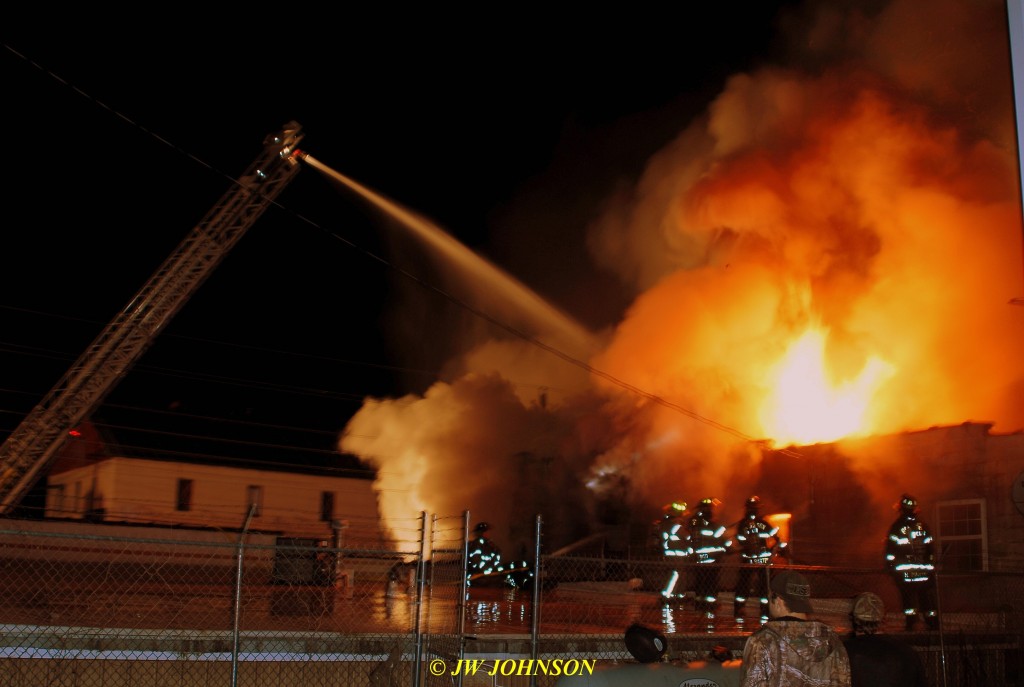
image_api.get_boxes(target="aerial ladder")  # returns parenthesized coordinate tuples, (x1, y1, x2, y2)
(0, 121, 306, 514)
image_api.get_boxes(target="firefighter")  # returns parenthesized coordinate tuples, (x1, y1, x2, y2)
(686, 498, 731, 619)
(885, 494, 939, 631)
(657, 501, 690, 600)
(732, 495, 785, 623)
(467, 521, 503, 585)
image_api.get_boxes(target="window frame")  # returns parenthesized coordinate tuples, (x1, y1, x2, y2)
(935, 497, 988, 572)
(47, 483, 66, 516)
(320, 491, 335, 522)
(176, 478, 193, 512)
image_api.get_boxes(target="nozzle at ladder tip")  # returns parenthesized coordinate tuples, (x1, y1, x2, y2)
(283, 148, 311, 169)
(296, 152, 324, 171)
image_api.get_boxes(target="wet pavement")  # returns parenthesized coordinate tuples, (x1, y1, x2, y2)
(459, 582, 959, 638)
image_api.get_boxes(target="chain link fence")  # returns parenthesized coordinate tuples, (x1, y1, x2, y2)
(1, 517, 1022, 686)
(0, 514, 432, 687)
(534, 552, 1024, 687)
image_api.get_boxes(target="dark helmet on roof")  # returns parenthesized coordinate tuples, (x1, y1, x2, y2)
(745, 495, 760, 513)
(474, 521, 491, 533)
(899, 494, 918, 515)
(697, 498, 714, 515)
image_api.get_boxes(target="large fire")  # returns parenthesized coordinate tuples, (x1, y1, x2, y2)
(339, 0, 1024, 552)
(758, 325, 894, 446)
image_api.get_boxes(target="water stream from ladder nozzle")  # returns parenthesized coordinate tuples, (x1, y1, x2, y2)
(301, 154, 598, 358)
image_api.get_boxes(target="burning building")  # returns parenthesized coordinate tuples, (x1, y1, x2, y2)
(338, 0, 1024, 561)
(755, 421, 1024, 571)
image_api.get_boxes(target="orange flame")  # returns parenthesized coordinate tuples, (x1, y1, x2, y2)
(758, 326, 895, 446)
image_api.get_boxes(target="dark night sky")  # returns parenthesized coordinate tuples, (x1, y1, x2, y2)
(0, 8, 802, 470)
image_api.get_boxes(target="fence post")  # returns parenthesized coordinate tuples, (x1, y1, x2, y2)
(412, 511, 427, 687)
(458, 507, 468, 630)
(935, 571, 948, 687)
(458, 510, 470, 674)
(530, 513, 542, 687)
(231, 503, 258, 687)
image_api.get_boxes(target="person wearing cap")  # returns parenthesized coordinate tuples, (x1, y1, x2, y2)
(843, 592, 927, 686)
(739, 569, 851, 686)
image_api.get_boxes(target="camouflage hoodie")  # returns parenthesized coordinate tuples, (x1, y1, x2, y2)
(739, 618, 851, 687)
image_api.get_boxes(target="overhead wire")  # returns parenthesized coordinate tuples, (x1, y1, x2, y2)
(2, 41, 799, 463)
(0, 311, 584, 468)
(0, 325, 576, 414)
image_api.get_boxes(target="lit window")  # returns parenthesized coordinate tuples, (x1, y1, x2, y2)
(936, 498, 987, 572)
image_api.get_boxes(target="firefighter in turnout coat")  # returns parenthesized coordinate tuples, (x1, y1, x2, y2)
(885, 494, 938, 630)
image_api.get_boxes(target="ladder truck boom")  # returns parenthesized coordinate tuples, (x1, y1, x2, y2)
(0, 121, 305, 514)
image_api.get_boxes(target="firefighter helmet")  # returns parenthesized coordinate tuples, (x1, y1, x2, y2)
(474, 521, 491, 534)
(663, 501, 687, 516)
(899, 494, 918, 515)
(746, 495, 760, 513)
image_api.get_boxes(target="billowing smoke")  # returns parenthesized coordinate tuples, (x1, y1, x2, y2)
(340, 0, 1024, 554)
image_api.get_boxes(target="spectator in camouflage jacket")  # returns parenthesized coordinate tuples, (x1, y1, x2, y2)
(739, 570, 851, 687)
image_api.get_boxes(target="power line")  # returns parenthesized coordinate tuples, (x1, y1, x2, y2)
(2, 41, 792, 462)
(0, 318, 582, 407)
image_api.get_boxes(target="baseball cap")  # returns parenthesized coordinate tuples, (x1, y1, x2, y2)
(852, 592, 884, 623)
(770, 570, 813, 614)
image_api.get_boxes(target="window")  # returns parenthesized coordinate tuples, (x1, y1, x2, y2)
(47, 484, 66, 515)
(246, 485, 263, 517)
(936, 498, 987, 572)
(176, 479, 193, 512)
(320, 491, 335, 522)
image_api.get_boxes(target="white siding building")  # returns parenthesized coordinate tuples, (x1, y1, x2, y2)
(44, 456, 384, 543)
